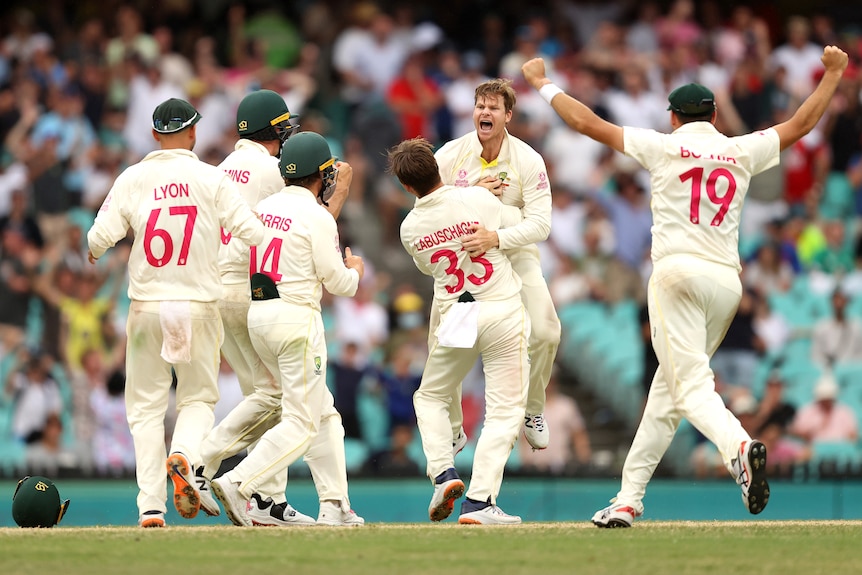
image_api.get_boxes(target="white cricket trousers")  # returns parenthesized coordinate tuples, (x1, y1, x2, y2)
(444, 248, 561, 433)
(415, 297, 530, 504)
(616, 255, 751, 512)
(224, 299, 352, 511)
(201, 282, 284, 501)
(125, 300, 222, 515)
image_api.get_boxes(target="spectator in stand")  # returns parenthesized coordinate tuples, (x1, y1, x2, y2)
(375, 342, 422, 433)
(104, 5, 159, 109)
(591, 165, 652, 275)
(809, 219, 854, 275)
(90, 370, 135, 476)
(387, 52, 443, 141)
(0, 226, 39, 355)
(743, 242, 794, 298)
(330, 341, 368, 441)
(770, 16, 828, 101)
(444, 51, 491, 139)
(711, 289, 763, 390)
(5, 350, 63, 445)
(790, 372, 859, 445)
(362, 423, 420, 477)
(519, 367, 592, 474)
(25, 412, 78, 476)
(604, 62, 669, 132)
(333, 277, 389, 369)
(811, 288, 862, 367)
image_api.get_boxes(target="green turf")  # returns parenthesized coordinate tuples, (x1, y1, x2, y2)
(0, 521, 860, 575)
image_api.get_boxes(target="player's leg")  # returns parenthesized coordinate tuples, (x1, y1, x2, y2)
(303, 388, 365, 525)
(169, 302, 222, 519)
(459, 300, 529, 525)
(220, 303, 325, 498)
(433, 297, 467, 444)
(206, 287, 286, 503)
(124, 301, 175, 520)
(512, 250, 560, 449)
(415, 338, 475, 521)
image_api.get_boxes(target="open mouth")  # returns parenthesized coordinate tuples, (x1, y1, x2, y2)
(479, 120, 493, 132)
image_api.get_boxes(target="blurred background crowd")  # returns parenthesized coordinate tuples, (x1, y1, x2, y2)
(1, 0, 862, 483)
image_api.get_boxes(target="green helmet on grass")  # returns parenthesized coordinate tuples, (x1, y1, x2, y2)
(11, 476, 70, 528)
(279, 131, 338, 205)
(236, 89, 299, 143)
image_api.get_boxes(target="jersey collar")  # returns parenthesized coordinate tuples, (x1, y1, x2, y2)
(671, 121, 720, 135)
(469, 129, 511, 165)
(235, 139, 270, 155)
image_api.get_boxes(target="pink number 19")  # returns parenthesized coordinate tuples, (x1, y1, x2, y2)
(680, 167, 737, 226)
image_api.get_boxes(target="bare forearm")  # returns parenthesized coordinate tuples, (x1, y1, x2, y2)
(776, 70, 843, 150)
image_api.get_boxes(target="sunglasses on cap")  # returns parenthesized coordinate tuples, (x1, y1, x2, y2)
(153, 116, 198, 133)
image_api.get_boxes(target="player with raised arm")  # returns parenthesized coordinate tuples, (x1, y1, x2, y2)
(198, 90, 361, 527)
(435, 78, 559, 452)
(393, 137, 530, 525)
(86, 98, 266, 528)
(210, 132, 365, 528)
(522, 45, 849, 527)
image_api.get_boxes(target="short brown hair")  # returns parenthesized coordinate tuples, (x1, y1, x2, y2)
(387, 137, 441, 197)
(474, 78, 517, 112)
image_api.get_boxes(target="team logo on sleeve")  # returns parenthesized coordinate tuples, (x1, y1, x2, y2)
(99, 193, 112, 212)
(537, 171, 549, 190)
(314, 356, 322, 375)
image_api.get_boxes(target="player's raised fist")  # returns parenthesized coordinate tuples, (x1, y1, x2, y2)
(344, 246, 365, 280)
(822, 45, 849, 73)
(335, 161, 352, 187)
(521, 58, 549, 91)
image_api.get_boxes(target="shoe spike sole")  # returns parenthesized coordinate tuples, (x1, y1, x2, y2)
(429, 482, 465, 522)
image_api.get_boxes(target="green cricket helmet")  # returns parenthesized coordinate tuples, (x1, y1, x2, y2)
(236, 89, 299, 144)
(11, 476, 70, 528)
(279, 131, 338, 206)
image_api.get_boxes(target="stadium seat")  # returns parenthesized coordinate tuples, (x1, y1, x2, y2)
(357, 392, 390, 453)
(343, 438, 370, 473)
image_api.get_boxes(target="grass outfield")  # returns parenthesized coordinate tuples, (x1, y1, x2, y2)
(0, 521, 860, 575)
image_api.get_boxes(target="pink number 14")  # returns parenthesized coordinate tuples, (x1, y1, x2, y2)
(680, 167, 737, 226)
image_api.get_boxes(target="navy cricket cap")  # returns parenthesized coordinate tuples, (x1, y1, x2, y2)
(152, 98, 202, 133)
(667, 83, 716, 117)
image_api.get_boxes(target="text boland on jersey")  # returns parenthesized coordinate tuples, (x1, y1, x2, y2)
(251, 185, 359, 310)
(217, 139, 286, 284)
(87, 148, 265, 302)
(400, 185, 522, 313)
(435, 130, 551, 252)
(624, 123, 780, 272)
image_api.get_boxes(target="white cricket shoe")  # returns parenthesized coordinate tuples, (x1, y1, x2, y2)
(452, 428, 468, 458)
(523, 413, 549, 450)
(458, 501, 521, 525)
(317, 501, 365, 526)
(138, 510, 165, 528)
(166, 452, 200, 519)
(733, 439, 770, 514)
(428, 469, 465, 522)
(591, 500, 642, 528)
(247, 494, 316, 526)
(195, 469, 221, 517)
(211, 476, 252, 527)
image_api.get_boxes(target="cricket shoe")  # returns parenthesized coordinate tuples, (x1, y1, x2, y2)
(591, 500, 642, 528)
(211, 476, 252, 527)
(458, 498, 521, 525)
(733, 440, 769, 514)
(166, 452, 200, 519)
(195, 468, 221, 517)
(317, 501, 365, 526)
(248, 494, 316, 526)
(452, 428, 468, 458)
(138, 510, 165, 528)
(428, 468, 465, 522)
(523, 413, 549, 450)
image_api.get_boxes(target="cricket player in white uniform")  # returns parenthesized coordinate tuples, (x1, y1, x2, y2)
(86, 98, 266, 528)
(522, 45, 849, 527)
(435, 78, 558, 451)
(199, 90, 360, 526)
(393, 137, 530, 525)
(211, 132, 365, 528)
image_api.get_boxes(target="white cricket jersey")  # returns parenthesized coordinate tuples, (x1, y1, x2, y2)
(624, 123, 780, 272)
(252, 185, 359, 309)
(87, 148, 265, 302)
(400, 185, 522, 311)
(435, 130, 551, 251)
(217, 139, 285, 284)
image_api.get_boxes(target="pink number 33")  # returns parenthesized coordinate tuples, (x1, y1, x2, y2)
(680, 167, 737, 226)
(430, 248, 493, 294)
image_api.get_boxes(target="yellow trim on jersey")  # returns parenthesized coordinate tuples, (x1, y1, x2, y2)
(480, 157, 498, 169)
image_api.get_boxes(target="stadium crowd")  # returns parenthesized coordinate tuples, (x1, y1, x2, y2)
(1, 0, 861, 480)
